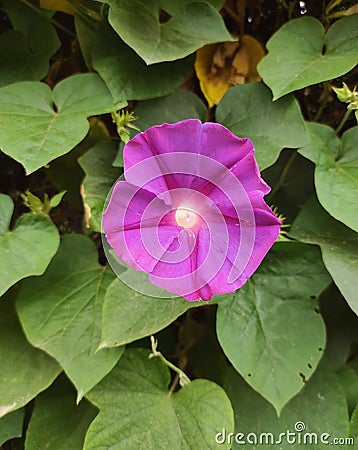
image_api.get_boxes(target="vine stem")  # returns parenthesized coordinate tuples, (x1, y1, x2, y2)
(149, 336, 191, 389)
(312, 82, 331, 122)
(64, 0, 100, 30)
(20, 0, 76, 38)
(335, 108, 352, 135)
(268, 151, 297, 200)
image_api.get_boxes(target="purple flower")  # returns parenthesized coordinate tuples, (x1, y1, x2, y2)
(102, 119, 281, 301)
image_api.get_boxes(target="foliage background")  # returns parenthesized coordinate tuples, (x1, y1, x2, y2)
(0, 0, 357, 448)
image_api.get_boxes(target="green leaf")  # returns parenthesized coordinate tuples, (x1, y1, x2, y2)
(92, 19, 194, 103)
(79, 141, 121, 232)
(113, 89, 207, 167)
(49, 191, 67, 209)
(216, 242, 330, 414)
(224, 362, 349, 449)
(97, 0, 233, 64)
(100, 278, 200, 349)
(159, 0, 225, 13)
(258, 15, 358, 100)
(16, 234, 124, 401)
(84, 348, 234, 449)
(0, 194, 59, 297)
(0, 297, 61, 418)
(319, 285, 358, 369)
(337, 365, 358, 415)
(74, 2, 103, 69)
(351, 404, 358, 439)
(216, 82, 308, 169)
(0, 25, 59, 87)
(2, 0, 52, 34)
(135, 89, 207, 130)
(46, 117, 110, 209)
(200, 0, 225, 9)
(299, 123, 358, 232)
(0, 409, 24, 446)
(290, 195, 358, 315)
(1, 0, 59, 87)
(25, 376, 97, 450)
(0, 73, 114, 174)
(181, 304, 230, 386)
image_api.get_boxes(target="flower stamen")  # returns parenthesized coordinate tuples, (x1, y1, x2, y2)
(175, 207, 198, 229)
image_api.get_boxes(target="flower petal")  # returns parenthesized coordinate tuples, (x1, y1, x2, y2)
(124, 120, 262, 199)
(103, 181, 179, 272)
(149, 226, 217, 301)
(124, 120, 203, 196)
(149, 207, 280, 300)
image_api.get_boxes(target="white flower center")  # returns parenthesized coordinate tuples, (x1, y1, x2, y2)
(175, 207, 198, 228)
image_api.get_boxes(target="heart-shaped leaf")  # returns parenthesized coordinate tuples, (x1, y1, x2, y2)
(0, 26, 59, 88)
(0, 0, 60, 87)
(92, 19, 194, 103)
(135, 89, 207, 129)
(351, 404, 358, 439)
(25, 377, 97, 450)
(79, 140, 121, 232)
(0, 194, 59, 297)
(337, 365, 358, 415)
(16, 234, 124, 401)
(258, 15, 358, 100)
(216, 82, 308, 169)
(84, 348, 234, 449)
(0, 73, 114, 174)
(0, 409, 24, 446)
(299, 122, 358, 232)
(216, 242, 330, 414)
(224, 362, 349, 448)
(159, 0, 225, 13)
(96, 0, 233, 64)
(0, 297, 61, 418)
(112, 89, 207, 167)
(290, 195, 358, 316)
(100, 278, 200, 349)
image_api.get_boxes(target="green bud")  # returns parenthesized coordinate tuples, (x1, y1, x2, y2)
(21, 190, 48, 217)
(332, 83, 351, 103)
(21, 190, 66, 217)
(112, 109, 141, 143)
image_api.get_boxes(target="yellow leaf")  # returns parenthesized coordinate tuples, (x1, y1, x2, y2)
(40, 0, 83, 15)
(195, 35, 265, 107)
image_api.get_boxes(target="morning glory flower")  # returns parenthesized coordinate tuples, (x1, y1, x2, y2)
(102, 119, 281, 301)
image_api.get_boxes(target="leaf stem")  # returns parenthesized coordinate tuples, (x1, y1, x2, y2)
(335, 108, 352, 135)
(268, 151, 297, 200)
(312, 82, 331, 122)
(149, 336, 191, 388)
(279, 0, 295, 19)
(325, 0, 344, 16)
(20, 0, 76, 38)
(65, 0, 101, 30)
